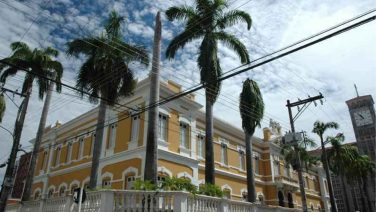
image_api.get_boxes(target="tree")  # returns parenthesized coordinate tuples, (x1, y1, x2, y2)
(282, 134, 318, 172)
(0, 42, 63, 210)
(326, 133, 358, 212)
(66, 11, 149, 189)
(348, 154, 376, 212)
(312, 121, 339, 212)
(166, 0, 251, 184)
(239, 78, 264, 202)
(144, 12, 162, 184)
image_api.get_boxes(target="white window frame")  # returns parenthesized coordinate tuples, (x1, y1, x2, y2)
(91, 133, 95, 156)
(41, 151, 48, 171)
(78, 137, 84, 159)
(66, 142, 73, 163)
(239, 150, 245, 171)
(158, 113, 168, 142)
(197, 134, 205, 159)
(221, 143, 228, 166)
(179, 122, 189, 149)
(284, 164, 291, 177)
(254, 153, 260, 175)
(126, 176, 136, 190)
(55, 145, 62, 167)
(130, 115, 140, 142)
(273, 160, 280, 176)
(108, 123, 117, 149)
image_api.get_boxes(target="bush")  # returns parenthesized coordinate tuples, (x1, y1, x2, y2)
(134, 180, 158, 191)
(161, 177, 197, 194)
(198, 184, 223, 197)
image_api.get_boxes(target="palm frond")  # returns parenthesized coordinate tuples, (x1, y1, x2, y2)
(166, 27, 203, 59)
(213, 31, 250, 63)
(165, 6, 198, 21)
(44, 60, 64, 92)
(217, 10, 252, 30)
(43, 47, 59, 57)
(0, 94, 5, 122)
(66, 38, 101, 57)
(10, 42, 31, 53)
(239, 78, 264, 135)
(105, 10, 125, 39)
(114, 41, 149, 65)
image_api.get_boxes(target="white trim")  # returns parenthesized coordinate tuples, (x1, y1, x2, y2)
(58, 183, 68, 196)
(69, 180, 80, 191)
(159, 107, 171, 117)
(101, 172, 114, 181)
(122, 166, 138, 177)
(178, 116, 190, 125)
(33, 188, 42, 199)
(177, 172, 193, 181)
(158, 166, 172, 177)
(82, 177, 90, 187)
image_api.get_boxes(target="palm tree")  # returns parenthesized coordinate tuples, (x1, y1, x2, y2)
(0, 42, 63, 210)
(312, 121, 339, 212)
(166, 0, 251, 184)
(0, 93, 5, 122)
(66, 11, 149, 189)
(349, 154, 376, 212)
(326, 133, 358, 212)
(144, 12, 162, 184)
(282, 135, 318, 172)
(239, 78, 264, 202)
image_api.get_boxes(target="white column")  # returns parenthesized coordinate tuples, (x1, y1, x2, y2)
(173, 192, 188, 212)
(219, 199, 229, 212)
(99, 190, 114, 211)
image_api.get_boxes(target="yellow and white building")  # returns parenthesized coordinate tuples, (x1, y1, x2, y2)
(29, 78, 330, 211)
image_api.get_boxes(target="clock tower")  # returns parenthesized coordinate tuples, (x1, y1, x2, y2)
(346, 94, 376, 160)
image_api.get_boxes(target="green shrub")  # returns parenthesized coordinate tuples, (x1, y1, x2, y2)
(133, 180, 158, 191)
(198, 184, 223, 197)
(161, 177, 197, 194)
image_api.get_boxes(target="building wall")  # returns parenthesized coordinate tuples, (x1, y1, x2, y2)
(28, 79, 325, 210)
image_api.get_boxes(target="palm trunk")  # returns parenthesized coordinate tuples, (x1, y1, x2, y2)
(144, 12, 161, 184)
(0, 85, 32, 211)
(245, 133, 256, 202)
(363, 176, 373, 212)
(340, 175, 351, 212)
(321, 136, 338, 212)
(89, 99, 107, 189)
(22, 73, 55, 201)
(295, 148, 308, 211)
(205, 91, 215, 185)
(358, 180, 367, 212)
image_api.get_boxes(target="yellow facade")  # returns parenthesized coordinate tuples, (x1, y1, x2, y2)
(30, 79, 326, 211)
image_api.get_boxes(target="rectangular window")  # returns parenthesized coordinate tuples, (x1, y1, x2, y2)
(41, 151, 48, 171)
(221, 143, 228, 166)
(180, 122, 189, 149)
(254, 152, 260, 175)
(54, 146, 61, 167)
(158, 114, 168, 141)
(284, 164, 291, 177)
(102, 179, 111, 187)
(273, 160, 280, 176)
(197, 135, 205, 158)
(131, 115, 140, 141)
(66, 142, 72, 163)
(78, 138, 84, 159)
(108, 124, 117, 149)
(239, 150, 245, 171)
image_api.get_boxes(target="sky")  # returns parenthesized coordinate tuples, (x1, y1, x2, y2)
(0, 0, 375, 182)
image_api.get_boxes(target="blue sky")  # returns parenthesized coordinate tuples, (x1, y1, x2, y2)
(0, 0, 375, 182)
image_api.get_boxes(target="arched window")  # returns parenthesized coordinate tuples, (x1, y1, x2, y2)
(318, 205, 322, 211)
(102, 177, 111, 188)
(34, 190, 41, 200)
(124, 173, 136, 190)
(223, 188, 231, 199)
(288, 192, 294, 208)
(70, 184, 79, 195)
(59, 186, 66, 197)
(48, 188, 54, 198)
(310, 203, 314, 211)
(278, 191, 285, 207)
(241, 191, 248, 201)
(258, 194, 264, 205)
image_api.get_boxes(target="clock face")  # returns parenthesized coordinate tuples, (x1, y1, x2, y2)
(354, 108, 373, 127)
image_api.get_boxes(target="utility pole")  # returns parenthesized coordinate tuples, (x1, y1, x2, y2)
(286, 93, 324, 212)
(0, 87, 29, 211)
